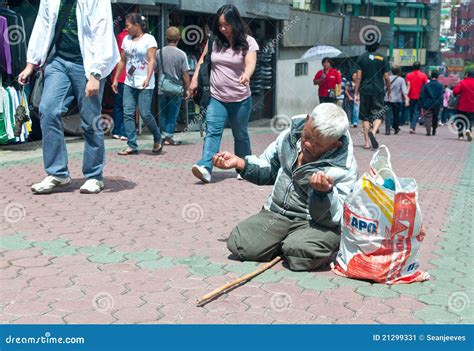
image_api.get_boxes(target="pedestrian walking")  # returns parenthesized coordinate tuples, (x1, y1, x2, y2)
(112, 14, 162, 156)
(440, 85, 453, 126)
(354, 42, 391, 150)
(111, 24, 128, 141)
(344, 72, 359, 127)
(384, 65, 409, 135)
(18, 0, 120, 194)
(420, 70, 444, 136)
(406, 61, 429, 134)
(190, 4, 259, 184)
(156, 27, 191, 146)
(453, 71, 474, 141)
(313, 57, 342, 104)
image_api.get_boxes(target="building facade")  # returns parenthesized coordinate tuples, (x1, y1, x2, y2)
(449, 0, 474, 62)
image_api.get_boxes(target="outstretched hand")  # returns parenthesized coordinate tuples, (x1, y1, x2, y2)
(212, 151, 245, 170)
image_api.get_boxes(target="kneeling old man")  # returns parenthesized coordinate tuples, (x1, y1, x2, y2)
(213, 103, 358, 271)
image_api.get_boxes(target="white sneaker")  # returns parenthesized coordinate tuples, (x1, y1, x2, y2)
(80, 179, 104, 194)
(112, 134, 120, 140)
(237, 174, 243, 180)
(192, 165, 211, 184)
(31, 175, 71, 194)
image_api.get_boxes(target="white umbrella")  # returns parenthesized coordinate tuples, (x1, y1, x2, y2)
(300, 45, 342, 61)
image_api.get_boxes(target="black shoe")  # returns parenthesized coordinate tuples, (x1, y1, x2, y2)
(432, 129, 436, 136)
(426, 131, 431, 136)
(368, 131, 379, 149)
(394, 128, 400, 134)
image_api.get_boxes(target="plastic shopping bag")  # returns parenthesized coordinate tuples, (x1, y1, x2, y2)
(332, 146, 429, 284)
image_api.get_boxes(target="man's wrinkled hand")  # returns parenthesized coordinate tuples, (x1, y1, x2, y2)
(310, 171, 334, 193)
(213, 151, 243, 170)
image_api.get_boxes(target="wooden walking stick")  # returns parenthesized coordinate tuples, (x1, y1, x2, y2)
(196, 256, 282, 306)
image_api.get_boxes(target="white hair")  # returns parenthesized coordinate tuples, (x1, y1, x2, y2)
(310, 103, 349, 139)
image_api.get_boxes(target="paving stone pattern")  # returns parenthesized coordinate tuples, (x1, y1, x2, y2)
(1, 123, 472, 324)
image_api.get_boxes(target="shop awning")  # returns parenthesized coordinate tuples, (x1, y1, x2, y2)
(111, 0, 180, 4)
(371, 1, 397, 7)
(179, 0, 291, 20)
(405, 3, 427, 8)
(331, 0, 362, 5)
(396, 25, 424, 32)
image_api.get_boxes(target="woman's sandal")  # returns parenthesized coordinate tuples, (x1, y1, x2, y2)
(152, 143, 163, 154)
(118, 148, 139, 155)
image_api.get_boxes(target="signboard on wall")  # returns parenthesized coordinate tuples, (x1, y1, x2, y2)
(445, 57, 464, 71)
(400, 49, 417, 65)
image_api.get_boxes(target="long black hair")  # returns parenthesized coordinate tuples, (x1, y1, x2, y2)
(211, 5, 249, 53)
(126, 13, 148, 33)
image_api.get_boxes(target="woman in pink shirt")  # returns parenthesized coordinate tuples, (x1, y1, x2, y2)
(190, 5, 259, 184)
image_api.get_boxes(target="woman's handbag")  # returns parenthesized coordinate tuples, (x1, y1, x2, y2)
(158, 48, 184, 96)
(194, 35, 215, 110)
(448, 94, 459, 110)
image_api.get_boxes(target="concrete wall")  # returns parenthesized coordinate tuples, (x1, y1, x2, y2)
(282, 9, 344, 47)
(428, 2, 442, 53)
(275, 48, 323, 117)
(179, 0, 291, 19)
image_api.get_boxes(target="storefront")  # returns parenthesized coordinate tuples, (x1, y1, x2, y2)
(169, 7, 291, 130)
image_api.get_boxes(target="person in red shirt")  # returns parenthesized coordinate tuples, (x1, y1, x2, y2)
(111, 26, 129, 141)
(405, 61, 429, 133)
(313, 57, 342, 104)
(453, 71, 474, 141)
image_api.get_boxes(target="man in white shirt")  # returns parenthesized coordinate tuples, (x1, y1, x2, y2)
(18, 0, 119, 194)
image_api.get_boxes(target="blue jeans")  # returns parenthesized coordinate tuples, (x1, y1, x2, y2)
(112, 82, 125, 136)
(441, 107, 453, 124)
(197, 97, 252, 172)
(352, 102, 359, 125)
(123, 85, 162, 151)
(39, 56, 105, 180)
(409, 99, 422, 130)
(159, 94, 183, 138)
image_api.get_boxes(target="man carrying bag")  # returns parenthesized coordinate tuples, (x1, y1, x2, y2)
(18, 0, 119, 194)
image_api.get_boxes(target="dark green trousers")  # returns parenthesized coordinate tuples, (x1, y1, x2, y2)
(227, 209, 341, 271)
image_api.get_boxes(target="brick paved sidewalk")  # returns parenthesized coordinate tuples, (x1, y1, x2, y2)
(1, 123, 473, 324)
